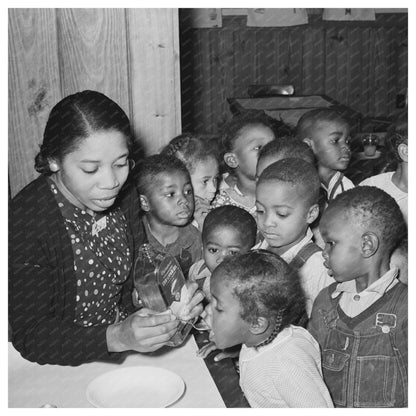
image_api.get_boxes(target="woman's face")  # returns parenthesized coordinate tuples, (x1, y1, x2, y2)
(52, 130, 130, 213)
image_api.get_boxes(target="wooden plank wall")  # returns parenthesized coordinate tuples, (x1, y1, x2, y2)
(180, 13, 408, 134)
(8, 8, 181, 197)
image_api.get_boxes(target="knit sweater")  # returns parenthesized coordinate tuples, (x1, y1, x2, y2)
(9, 176, 144, 366)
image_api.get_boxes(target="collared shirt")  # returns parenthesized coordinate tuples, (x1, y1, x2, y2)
(332, 267, 399, 317)
(142, 216, 202, 277)
(212, 173, 257, 216)
(254, 228, 335, 316)
(322, 171, 355, 202)
(239, 325, 334, 408)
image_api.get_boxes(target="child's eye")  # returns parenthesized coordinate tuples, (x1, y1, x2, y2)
(229, 250, 240, 256)
(326, 241, 335, 248)
(276, 211, 288, 218)
(208, 248, 218, 254)
(165, 192, 175, 198)
(214, 306, 223, 313)
(256, 208, 264, 215)
(185, 188, 193, 196)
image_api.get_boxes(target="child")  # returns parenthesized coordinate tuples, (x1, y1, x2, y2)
(212, 113, 275, 216)
(133, 154, 202, 277)
(189, 205, 258, 300)
(208, 250, 334, 408)
(296, 108, 354, 202)
(308, 186, 408, 408)
(256, 135, 316, 179)
(255, 158, 334, 316)
(359, 111, 408, 224)
(161, 133, 219, 229)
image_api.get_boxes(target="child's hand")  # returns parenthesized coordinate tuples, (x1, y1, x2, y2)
(193, 196, 211, 229)
(197, 341, 241, 362)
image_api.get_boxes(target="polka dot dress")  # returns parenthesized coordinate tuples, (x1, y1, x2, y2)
(48, 180, 131, 327)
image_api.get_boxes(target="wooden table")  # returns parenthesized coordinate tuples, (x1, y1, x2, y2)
(8, 332, 248, 408)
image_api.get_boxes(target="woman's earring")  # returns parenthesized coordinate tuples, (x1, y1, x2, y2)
(129, 159, 136, 170)
(49, 162, 59, 172)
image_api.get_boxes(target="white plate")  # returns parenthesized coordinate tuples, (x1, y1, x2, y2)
(86, 366, 185, 408)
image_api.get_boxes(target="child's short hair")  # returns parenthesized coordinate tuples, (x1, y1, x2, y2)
(296, 108, 350, 140)
(214, 250, 306, 327)
(386, 111, 408, 163)
(327, 186, 407, 254)
(134, 154, 190, 196)
(258, 135, 316, 165)
(258, 158, 320, 206)
(221, 113, 275, 153)
(202, 206, 257, 248)
(160, 133, 218, 174)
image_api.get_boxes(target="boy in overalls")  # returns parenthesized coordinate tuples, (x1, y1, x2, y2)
(308, 186, 407, 407)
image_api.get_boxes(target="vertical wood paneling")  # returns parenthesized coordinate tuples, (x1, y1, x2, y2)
(127, 8, 181, 155)
(56, 8, 130, 115)
(8, 9, 61, 197)
(302, 28, 325, 95)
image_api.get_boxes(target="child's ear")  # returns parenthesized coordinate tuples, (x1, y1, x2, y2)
(249, 316, 269, 335)
(139, 195, 150, 212)
(303, 138, 314, 149)
(306, 203, 319, 224)
(361, 232, 379, 258)
(224, 152, 239, 169)
(398, 143, 408, 163)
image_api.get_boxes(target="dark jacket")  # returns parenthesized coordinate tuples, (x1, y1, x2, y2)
(9, 175, 143, 366)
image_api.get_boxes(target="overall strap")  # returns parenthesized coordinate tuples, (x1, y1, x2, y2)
(379, 283, 408, 406)
(328, 173, 344, 202)
(289, 242, 322, 271)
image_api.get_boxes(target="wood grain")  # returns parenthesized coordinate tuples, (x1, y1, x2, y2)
(127, 8, 181, 155)
(8, 9, 61, 197)
(56, 8, 130, 116)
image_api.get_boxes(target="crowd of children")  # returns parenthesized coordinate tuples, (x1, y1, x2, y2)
(132, 109, 408, 408)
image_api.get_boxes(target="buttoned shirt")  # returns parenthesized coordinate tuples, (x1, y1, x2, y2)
(331, 267, 399, 317)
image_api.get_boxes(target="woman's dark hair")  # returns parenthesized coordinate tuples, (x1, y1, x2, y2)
(213, 250, 306, 328)
(160, 133, 218, 174)
(35, 90, 132, 175)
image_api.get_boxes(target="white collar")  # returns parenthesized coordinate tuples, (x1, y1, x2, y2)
(331, 267, 399, 298)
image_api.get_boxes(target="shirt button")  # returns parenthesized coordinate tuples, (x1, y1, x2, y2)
(353, 294, 360, 301)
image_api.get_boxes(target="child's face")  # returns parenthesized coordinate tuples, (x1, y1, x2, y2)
(320, 209, 364, 282)
(191, 157, 219, 202)
(256, 181, 315, 253)
(308, 120, 351, 172)
(203, 226, 251, 273)
(232, 125, 275, 181)
(210, 272, 252, 349)
(143, 171, 194, 226)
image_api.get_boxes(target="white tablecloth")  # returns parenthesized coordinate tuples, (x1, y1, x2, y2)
(8, 336, 225, 408)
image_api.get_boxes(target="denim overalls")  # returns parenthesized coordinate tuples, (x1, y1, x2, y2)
(309, 282, 407, 407)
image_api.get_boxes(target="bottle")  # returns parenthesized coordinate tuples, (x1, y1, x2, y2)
(133, 243, 194, 346)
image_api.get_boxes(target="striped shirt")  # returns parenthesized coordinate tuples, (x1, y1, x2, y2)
(239, 325, 334, 408)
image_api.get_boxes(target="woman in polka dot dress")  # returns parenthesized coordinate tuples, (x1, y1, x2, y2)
(9, 91, 204, 366)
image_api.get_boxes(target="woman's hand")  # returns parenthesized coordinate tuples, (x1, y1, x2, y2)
(193, 196, 211, 230)
(106, 308, 179, 353)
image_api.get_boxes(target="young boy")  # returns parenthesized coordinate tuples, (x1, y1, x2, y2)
(256, 135, 316, 179)
(188, 205, 257, 299)
(255, 158, 334, 316)
(308, 186, 407, 408)
(208, 251, 333, 407)
(133, 154, 202, 277)
(296, 109, 354, 202)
